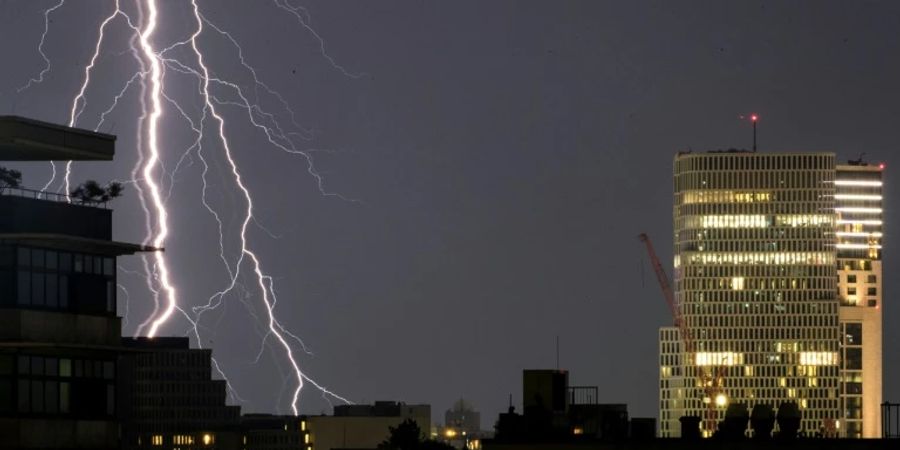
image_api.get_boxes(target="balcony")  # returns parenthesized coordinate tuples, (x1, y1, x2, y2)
(0, 187, 112, 241)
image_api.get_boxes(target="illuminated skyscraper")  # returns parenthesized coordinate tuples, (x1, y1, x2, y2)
(660, 152, 846, 438)
(834, 161, 883, 438)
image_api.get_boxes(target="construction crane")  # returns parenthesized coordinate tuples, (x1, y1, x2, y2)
(639, 233, 725, 436)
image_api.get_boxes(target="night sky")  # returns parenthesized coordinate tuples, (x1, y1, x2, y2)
(1, 1, 899, 427)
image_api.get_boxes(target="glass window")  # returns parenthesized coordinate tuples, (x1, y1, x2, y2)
(846, 348, 862, 370)
(74, 360, 83, 377)
(94, 257, 103, 275)
(0, 379, 11, 413)
(59, 359, 71, 377)
(0, 270, 12, 305)
(17, 380, 29, 412)
(867, 287, 877, 295)
(31, 380, 44, 413)
(103, 258, 114, 276)
(106, 385, 115, 415)
(74, 255, 83, 273)
(17, 356, 29, 375)
(867, 275, 877, 283)
(103, 361, 114, 380)
(31, 249, 45, 269)
(30, 357, 44, 376)
(31, 273, 45, 306)
(59, 275, 68, 308)
(106, 281, 115, 313)
(84, 255, 93, 274)
(845, 323, 862, 345)
(847, 274, 857, 283)
(60, 382, 69, 413)
(60, 253, 73, 272)
(848, 287, 856, 295)
(0, 246, 13, 267)
(17, 247, 30, 267)
(45, 358, 58, 377)
(46, 274, 58, 308)
(45, 381, 58, 414)
(0, 355, 12, 375)
(46, 251, 58, 270)
(17, 270, 30, 305)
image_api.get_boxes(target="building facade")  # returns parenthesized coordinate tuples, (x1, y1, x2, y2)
(0, 116, 154, 448)
(239, 414, 307, 450)
(660, 152, 851, 437)
(118, 337, 241, 449)
(305, 401, 431, 450)
(834, 162, 883, 438)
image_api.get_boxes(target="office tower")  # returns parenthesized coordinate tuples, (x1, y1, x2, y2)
(0, 116, 154, 448)
(660, 152, 843, 437)
(835, 161, 883, 438)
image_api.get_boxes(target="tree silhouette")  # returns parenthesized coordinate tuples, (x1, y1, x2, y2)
(70, 180, 124, 204)
(775, 401, 801, 439)
(0, 166, 22, 192)
(378, 419, 454, 450)
(750, 404, 775, 439)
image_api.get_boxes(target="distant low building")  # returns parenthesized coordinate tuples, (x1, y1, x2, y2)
(305, 401, 431, 450)
(439, 398, 489, 449)
(486, 369, 650, 448)
(240, 414, 306, 450)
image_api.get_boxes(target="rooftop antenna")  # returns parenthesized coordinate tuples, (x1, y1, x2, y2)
(751, 114, 758, 151)
(556, 335, 560, 370)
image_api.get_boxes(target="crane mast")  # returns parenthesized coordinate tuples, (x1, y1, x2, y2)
(639, 233, 724, 436)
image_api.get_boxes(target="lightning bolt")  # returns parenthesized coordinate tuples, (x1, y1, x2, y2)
(20, 0, 356, 414)
(17, 0, 65, 93)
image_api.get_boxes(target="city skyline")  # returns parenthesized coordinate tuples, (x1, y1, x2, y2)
(1, 0, 898, 429)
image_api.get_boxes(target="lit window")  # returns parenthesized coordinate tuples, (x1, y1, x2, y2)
(799, 351, 838, 366)
(695, 352, 743, 366)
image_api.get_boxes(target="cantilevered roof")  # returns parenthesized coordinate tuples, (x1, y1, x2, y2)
(0, 233, 160, 256)
(0, 116, 115, 161)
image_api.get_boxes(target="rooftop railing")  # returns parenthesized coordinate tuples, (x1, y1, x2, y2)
(0, 186, 110, 209)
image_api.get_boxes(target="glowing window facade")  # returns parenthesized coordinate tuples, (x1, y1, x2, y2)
(835, 163, 883, 438)
(661, 153, 841, 438)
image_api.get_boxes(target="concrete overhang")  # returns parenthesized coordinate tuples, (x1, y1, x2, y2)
(0, 116, 115, 161)
(0, 233, 160, 256)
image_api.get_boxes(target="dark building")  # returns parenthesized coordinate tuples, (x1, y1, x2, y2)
(0, 116, 155, 448)
(305, 401, 431, 450)
(491, 369, 645, 445)
(240, 414, 307, 450)
(118, 337, 241, 449)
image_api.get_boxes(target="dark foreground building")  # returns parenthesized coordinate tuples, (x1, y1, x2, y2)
(0, 116, 155, 448)
(490, 369, 653, 445)
(119, 337, 241, 449)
